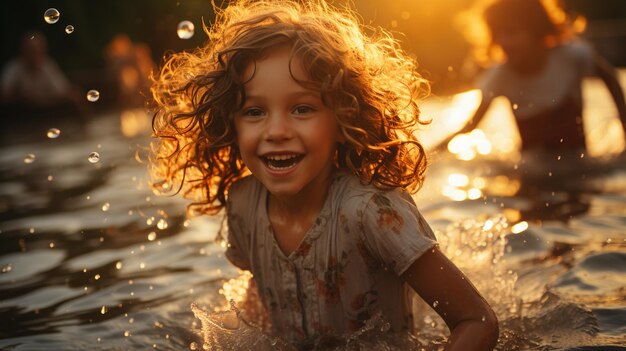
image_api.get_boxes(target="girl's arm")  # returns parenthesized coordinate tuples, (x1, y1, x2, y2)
(401, 246, 499, 351)
(593, 53, 626, 138)
(436, 98, 491, 152)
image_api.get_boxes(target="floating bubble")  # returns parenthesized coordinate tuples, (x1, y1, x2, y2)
(177, 20, 195, 39)
(44, 8, 60, 24)
(88, 152, 100, 163)
(86, 89, 100, 102)
(101, 202, 110, 212)
(148, 232, 157, 241)
(101, 306, 107, 314)
(116, 261, 123, 269)
(146, 216, 155, 225)
(65, 25, 74, 34)
(47, 128, 61, 138)
(156, 219, 168, 230)
(24, 154, 36, 164)
(432, 300, 439, 308)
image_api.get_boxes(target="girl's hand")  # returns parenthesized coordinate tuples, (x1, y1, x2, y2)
(401, 247, 499, 351)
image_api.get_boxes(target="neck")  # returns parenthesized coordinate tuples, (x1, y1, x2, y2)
(509, 46, 549, 75)
(268, 169, 335, 220)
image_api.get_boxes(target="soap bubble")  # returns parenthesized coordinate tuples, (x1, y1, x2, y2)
(88, 152, 100, 163)
(44, 8, 60, 24)
(177, 20, 195, 39)
(47, 128, 61, 138)
(65, 25, 74, 34)
(24, 154, 36, 164)
(86, 89, 100, 102)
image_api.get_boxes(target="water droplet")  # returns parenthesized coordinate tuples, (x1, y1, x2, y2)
(116, 261, 123, 269)
(101, 306, 107, 314)
(47, 128, 61, 138)
(177, 20, 195, 39)
(44, 8, 60, 24)
(481, 315, 486, 322)
(128, 318, 134, 324)
(101, 202, 110, 211)
(148, 232, 157, 241)
(49, 242, 55, 248)
(432, 300, 439, 308)
(512, 103, 519, 110)
(24, 154, 36, 164)
(47, 175, 53, 181)
(157, 219, 168, 230)
(580, 153, 585, 159)
(65, 25, 74, 34)
(86, 89, 100, 102)
(183, 219, 190, 227)
(146, 216, 155, 225)
(124, 330, 130, 337)
(88, 152, 100, 163)
(29, 228, 35, 234)
(190, 342, 199, 350)
(1, 264, 12, 273)
(140, 262, 146, 269)
(94, 274, 101, 280)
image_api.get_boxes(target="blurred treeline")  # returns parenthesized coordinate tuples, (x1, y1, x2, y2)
(1, 0, 625, 95)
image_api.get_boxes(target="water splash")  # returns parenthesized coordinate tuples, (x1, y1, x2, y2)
(191, 216, 602, 350)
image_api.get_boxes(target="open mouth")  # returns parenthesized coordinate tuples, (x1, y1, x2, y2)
(261, 154, 304, 171)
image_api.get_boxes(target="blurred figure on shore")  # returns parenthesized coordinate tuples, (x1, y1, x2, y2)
(1, 31, 83, 117)
(105, 34, 155, 138)
(105, 34, 155, 110)
(441, 0, 626, 164)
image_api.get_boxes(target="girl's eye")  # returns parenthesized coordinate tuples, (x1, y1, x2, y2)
(293, 105, 314, 115)
(243, 108, 264, 117)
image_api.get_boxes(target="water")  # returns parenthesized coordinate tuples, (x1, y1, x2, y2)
(1, 74, 626, 350)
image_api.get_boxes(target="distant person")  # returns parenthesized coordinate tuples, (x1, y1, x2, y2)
(442, 0, 626, 160)
(1, 31, 80, 111)
(105, 34, 155, 109)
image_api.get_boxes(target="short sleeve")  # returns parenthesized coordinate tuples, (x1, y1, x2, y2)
(567, 40, 595, 76)
(360, 190, 438, 275)
(224, 184, 251, 271)
(476, 66, 503, 102)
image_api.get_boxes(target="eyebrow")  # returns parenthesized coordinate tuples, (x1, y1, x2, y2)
(244, 90, 320, 101)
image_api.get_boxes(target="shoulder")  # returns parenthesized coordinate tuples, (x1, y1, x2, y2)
(333, 172, 417, 221)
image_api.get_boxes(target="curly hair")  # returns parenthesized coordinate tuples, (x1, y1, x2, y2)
(150, 0, 430, 215)
(457, 0, 585, 66)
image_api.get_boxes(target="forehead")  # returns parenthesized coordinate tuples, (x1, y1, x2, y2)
(241, 46, 310, 84)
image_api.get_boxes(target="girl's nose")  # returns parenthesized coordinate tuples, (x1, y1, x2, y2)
(264, 113, 293, 142)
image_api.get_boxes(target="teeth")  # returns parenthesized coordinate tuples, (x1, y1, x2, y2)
(266, 154, 299, 161)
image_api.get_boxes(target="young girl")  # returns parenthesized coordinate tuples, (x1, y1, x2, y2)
(150, 0, 498, 349)
(444, 0, 626, 157)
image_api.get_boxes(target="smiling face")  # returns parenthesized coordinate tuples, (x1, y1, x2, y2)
(234, 46, 342, 200)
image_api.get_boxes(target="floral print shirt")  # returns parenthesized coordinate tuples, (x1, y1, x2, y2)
(225, 171, 438, 344)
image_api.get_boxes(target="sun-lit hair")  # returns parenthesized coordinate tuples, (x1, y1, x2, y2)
(457, 0, 586, 66)
(149, 0, 430, 215)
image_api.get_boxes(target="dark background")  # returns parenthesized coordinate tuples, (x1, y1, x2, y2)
(1, 0, 625, 95)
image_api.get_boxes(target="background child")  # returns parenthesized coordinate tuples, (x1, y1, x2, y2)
(443, 0, 626, 159)
(150, 0, 498, 349)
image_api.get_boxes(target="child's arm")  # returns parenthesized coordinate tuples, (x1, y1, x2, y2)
(401, 247, 499, 351)
(436, 98, 491, 152)
(593, 53, 626, 138)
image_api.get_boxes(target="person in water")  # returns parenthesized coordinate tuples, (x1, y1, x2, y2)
(443, 0, 626, 158)
(150, 1, 499, 349)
